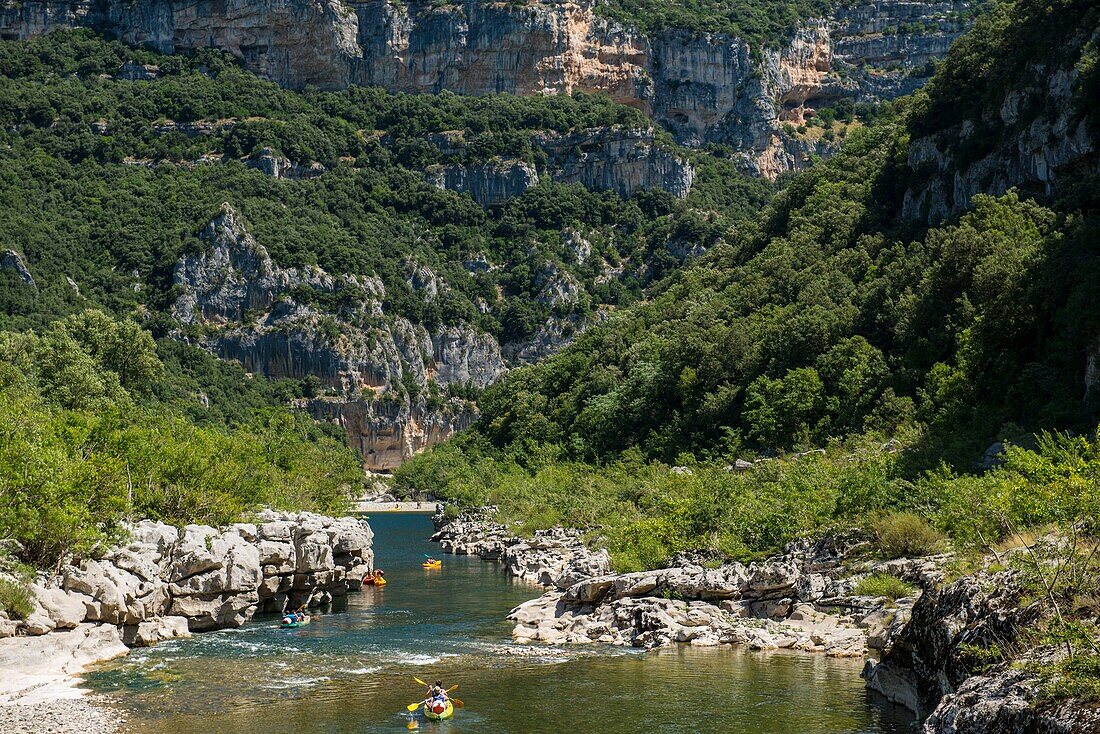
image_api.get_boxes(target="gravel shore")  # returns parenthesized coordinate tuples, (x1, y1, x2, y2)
(0, 697, 123, 734)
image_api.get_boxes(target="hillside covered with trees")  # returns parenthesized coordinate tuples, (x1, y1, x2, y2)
(396, 0, 1100, 567)
(0, 30, 768, 339)
(0, 30, 770, 565)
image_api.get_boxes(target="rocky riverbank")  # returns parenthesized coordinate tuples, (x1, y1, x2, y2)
(0, 510, 374, 710)
(431, 511, 612, 586)
(433, 510, 1100, 732)
(431, 510, 939, 657)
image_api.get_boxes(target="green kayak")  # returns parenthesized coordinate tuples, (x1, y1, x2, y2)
(423, 701, 454, 720)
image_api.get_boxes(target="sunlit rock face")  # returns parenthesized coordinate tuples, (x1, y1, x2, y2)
(171, 202, 505, 471)
(0, 0, 978, 178)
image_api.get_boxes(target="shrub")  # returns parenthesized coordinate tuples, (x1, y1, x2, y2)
(853, 573, 915, 600)
(1040, 651, 1100, 702)
(0, 578, 34, 619)
(871, 511, 944, 559)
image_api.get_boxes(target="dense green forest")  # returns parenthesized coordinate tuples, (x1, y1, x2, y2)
(0, 310, 361, 569)
(0, 30, 769, 342)
(396, 0, 1100, 568)
(0, 30, 773, 569)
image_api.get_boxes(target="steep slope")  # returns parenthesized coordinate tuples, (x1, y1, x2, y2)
(0, 31, 770, 468)
(0, 0, 982, 176)
(396, 0, 1099, 522)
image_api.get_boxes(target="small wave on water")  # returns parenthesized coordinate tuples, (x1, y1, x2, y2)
(337, 666, 382, 675)
(260, 675, 332, 690)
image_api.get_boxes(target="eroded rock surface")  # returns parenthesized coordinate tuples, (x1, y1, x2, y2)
(1, 511, 373, 652)
(0, 0, 979, 178)
(432, 510, 925, 656)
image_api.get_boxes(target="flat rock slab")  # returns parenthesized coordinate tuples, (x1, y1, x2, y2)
(0, 624, 129, 704)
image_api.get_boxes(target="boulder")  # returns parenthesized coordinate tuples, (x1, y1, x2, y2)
(31, 585, 89, 630)
(295, 531, 335, 572)
(0, 623, 129, 696)
(169, 593, 258, 631)
(563, 576, 615, 604)
(258, 520, 294, 541)
(22, 611, 55, 636)
(127, 520, 179, 554)
(257, 540, 295, 573)
(611, 571, 660, 599)
(64, 559, 164, 624)
(122, 616, 192, 647)
(328, 517, 373, 553)
(168, 525, 225, 581)
(744, 559, 800, 597)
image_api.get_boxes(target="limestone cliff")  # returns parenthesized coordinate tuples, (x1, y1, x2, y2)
(0, 0, 979, 177)
(901, 39, 1098, 222)
(173, 202, 504, 470)
(423, 126, 693, 205)
(0, 249, 35, 288)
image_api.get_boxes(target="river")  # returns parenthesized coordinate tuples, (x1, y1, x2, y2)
(87, 513, 917, 733)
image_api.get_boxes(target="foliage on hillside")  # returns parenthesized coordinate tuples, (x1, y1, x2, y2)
(0, 31, 770, 342)
(595, 0, 833, 45)
(397, 0, 1100, 570)
(0, 311, 361, 568)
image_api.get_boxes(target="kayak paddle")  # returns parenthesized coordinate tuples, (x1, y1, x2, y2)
(406, 702, 421, 712)
(451, 697, 464, 708)
(413, 676, 428, 687)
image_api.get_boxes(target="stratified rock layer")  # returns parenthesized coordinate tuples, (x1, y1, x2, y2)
(1, 511, 374, 645)
(0, 0, 977, 177)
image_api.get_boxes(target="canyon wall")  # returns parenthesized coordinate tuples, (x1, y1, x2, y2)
(172, 202, 505, 470)
(0, 0, 976, 177)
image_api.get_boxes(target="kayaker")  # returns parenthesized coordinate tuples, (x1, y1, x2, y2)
(423, 680, 449, 709)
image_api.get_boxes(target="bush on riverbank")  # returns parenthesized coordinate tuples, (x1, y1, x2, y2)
(0, 311, 362, 567)
(870, 512, 945, 559)
(853, 573, 915, 600)
(0, 577, 34, 619)
(399, 427, 1100, 572)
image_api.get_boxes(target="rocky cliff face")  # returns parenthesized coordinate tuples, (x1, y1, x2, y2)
(901, 21, 1098, 222)
(172, 202, 504, 470)
(862, 569, 1100, 733)
(0, 0, 978, 178)
(424, 125, 693, 205)
(0, 249, 35, 288)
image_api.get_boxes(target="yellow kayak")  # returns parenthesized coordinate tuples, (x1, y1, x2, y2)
(422, 560, 441, 569)
(423, 700, 454, 720)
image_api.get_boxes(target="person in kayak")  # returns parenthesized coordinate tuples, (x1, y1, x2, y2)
(423, 680, 449, 713)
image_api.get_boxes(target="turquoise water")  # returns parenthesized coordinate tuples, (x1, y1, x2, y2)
(88, 513, 917, 733)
